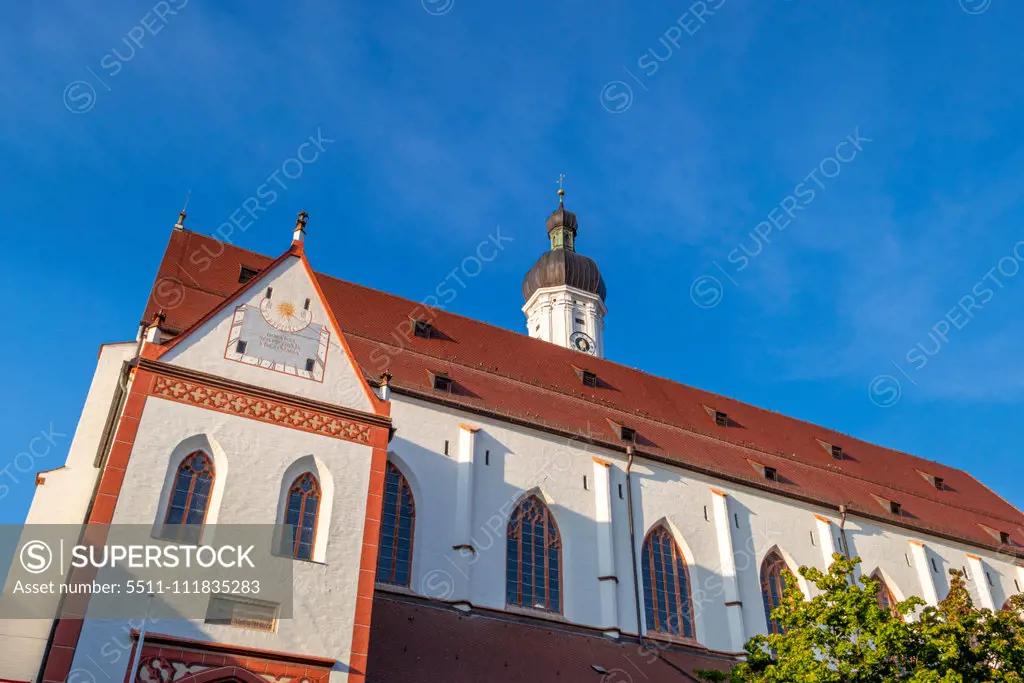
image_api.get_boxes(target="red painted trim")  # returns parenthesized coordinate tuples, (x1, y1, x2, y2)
(40, 370, 152, 683)
(300, 254, 387, 415)
(44, 362, 390, 683)
(349, 445, 389, 683)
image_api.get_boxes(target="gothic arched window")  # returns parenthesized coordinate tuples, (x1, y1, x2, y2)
(163, 451, 214, 543)
(760, 551, 791, 635)
(282, 473, 320, 561)
(377, 462, 415, 586)
(641, 525, 695, 638)
(506, 496, 561, 612)
(873, 573, 899, 617)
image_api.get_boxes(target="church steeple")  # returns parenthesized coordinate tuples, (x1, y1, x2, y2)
(522, 184, 607, 357)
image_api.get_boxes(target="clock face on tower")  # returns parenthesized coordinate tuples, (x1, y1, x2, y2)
(569, 331, 595, 355)
(224, 293, 330, 381)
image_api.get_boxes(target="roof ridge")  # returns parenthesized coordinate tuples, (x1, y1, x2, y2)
(343, 331, 1024, 528)
(147, 230, 1023, 538)
(312, 269, 973, 480)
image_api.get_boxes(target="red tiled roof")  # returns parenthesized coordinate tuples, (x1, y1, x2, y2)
(366, 592, 736, 682)
(143, 230, 1024, 556)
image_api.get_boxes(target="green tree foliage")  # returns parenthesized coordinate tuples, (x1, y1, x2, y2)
(697, 554, 1024, 682)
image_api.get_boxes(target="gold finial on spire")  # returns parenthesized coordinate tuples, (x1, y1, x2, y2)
(557, 173, 566, 206)
(296, 210, 309, 231)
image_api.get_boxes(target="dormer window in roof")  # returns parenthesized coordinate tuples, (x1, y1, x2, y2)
(607, 419, 635, 443)
(871, 494, 903, 516)
(817, 440, 845, 460)
(747, 460, 778, 482)
(979, 524, 1013, 545)
(413, 319, 433, 339)
(916, 470, 946, 491)
(573, 365, 598, 388)
(238, 266, 259, 284)
(702, 405, 730, 427)
(428, 370, 452, 393)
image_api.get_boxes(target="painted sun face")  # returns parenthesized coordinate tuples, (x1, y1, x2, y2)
(259, 295, 312, 333)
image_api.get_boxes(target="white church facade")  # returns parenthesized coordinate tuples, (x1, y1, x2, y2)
(2, 201, 1023, 683)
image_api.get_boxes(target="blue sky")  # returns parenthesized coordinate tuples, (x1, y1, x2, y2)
(1, 0, 1023, 524)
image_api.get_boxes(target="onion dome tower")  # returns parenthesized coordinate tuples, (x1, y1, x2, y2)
(522, 182, 607, 357)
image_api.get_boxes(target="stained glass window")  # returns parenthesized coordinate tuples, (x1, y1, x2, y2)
(642, 526, 695, 638)
(874, 573, 900, 617)
(760, 551, 790, 635)
(282, 473, 320, 561)
(377, 462, 415, 586)
(506, 496, 561, 612)
(163, 451, 213, 543)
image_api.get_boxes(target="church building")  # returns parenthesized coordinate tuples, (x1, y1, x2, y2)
(3, 195, 1023, 683)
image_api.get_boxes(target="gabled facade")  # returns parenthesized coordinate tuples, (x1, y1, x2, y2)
(3, 204, 1023, 683)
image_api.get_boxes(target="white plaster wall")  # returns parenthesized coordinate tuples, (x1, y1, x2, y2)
(523, 286, 606, 358)
(0, 342, 135, 683)
(161, 256, 373, 412)
(70, 396, 374, 683)
(15, 358, 1024, 680)
(382, 393, 1024, 654)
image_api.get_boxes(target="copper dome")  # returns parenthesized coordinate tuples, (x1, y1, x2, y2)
(522, 249, 607, 302)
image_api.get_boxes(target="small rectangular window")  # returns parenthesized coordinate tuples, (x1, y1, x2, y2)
(905, 553, 912, 566)
(889, 501, 902, 515)
(620, 426, 636, 442)
(304, 358, 315, 372)
(582, 370, 598, 388)
(235, 340, 247, 354)
(715, 411, 729, 427)
(583, 475, 589, 490)
(831, 445, 844, 460)
(443, 440, 450, 456)
(933, 476, 944, 490)
(1015, 579, 1021, 592)
(485, 450, 490, 466)
(618, 484, 623, 500)
(931, 558, 938, 573)
(414, 320, 433, 339)
(733, 513, 740, 529)
(986, 571, 993, 586)
(575, 318, 585, 325)
(703, 505, 709, 521)
(764, 466, 778, 482)
(432, 373, 452, 392)
(238, 266, 259, 284)
(266, 287, 273, 299)
(303, 298, 311, 311)
(962, 565, 970, 581)
(1000, 531, 1010, 545)
(809, 531, 816, 546)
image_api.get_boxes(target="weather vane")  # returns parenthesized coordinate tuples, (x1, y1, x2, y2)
(557, 173, 566, 205)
